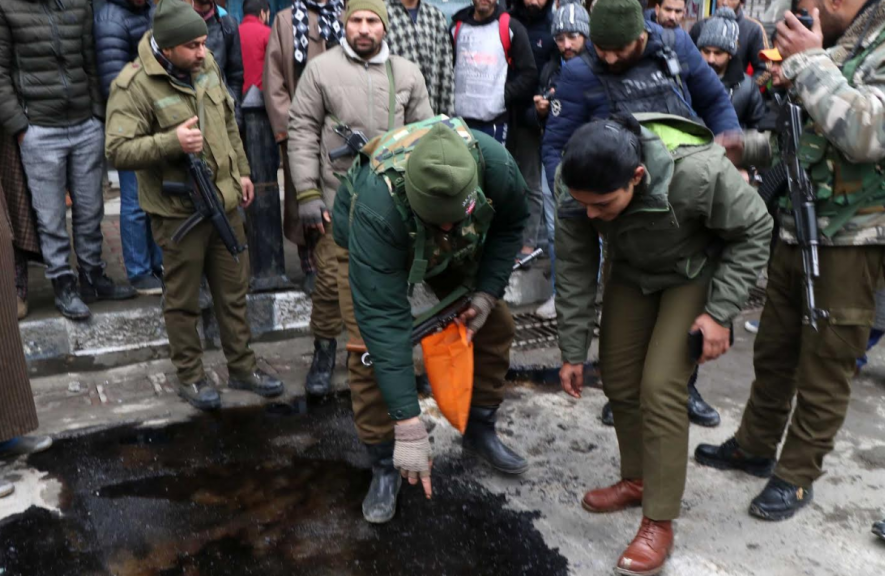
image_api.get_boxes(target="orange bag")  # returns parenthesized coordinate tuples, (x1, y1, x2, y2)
(420, 322, 474, 433)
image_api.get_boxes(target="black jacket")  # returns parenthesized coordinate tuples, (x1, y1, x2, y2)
(0, 0, 103, 135)
(509, 0, 557, 74)
(720, 56, 765, 130)
(690, 7, 770, 82)
(94, 0, 153, 100)
(204, 5, 244, 104)
(452, 4, 538, 115)
(524, 53, 563, 129)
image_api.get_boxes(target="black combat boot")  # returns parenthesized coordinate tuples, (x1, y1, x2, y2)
(601, 402, 614, 426)
(362, 441, 402, 524)
(229, 368, 284, 397)
(749, 477, 813, 521)
(52, 274, 91, 320)
(306, 338, 337, 396)
(463, 406, 529, 475)
(873, 518, 885, 541)
(178, 377, 221, 411)
(694, 437, 776, 478)
(687, 368, 721, 427)
(79, 267, 137, 303)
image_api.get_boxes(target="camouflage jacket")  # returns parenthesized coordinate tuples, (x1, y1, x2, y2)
(781, 0, 885, 246)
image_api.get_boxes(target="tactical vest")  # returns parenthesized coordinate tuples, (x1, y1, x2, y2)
(582, 28, 697, 120)
(343, 115, 495, 291)
(796, 27, 885, 238)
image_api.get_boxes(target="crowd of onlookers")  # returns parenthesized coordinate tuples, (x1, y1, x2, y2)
(0, 0, 779, 323)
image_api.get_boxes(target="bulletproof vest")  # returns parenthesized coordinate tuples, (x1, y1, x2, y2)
(795, 27, 885, 238)
(345, 115, 495, 288)
(583, 29, 696, 120)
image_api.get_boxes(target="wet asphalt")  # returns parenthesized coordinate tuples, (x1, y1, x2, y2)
(0, 395, 569, 576)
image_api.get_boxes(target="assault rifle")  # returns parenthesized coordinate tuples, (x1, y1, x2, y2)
(348, 248, 543, 367)
(329, 124, 369, 161)
(162, 154, 248, 261)
(760, 95, 828, 330)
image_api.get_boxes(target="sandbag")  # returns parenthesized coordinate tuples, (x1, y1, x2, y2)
(421, 323, 474, 433)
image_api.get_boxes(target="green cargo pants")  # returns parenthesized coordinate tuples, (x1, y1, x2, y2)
(337, 246, 513, 444)
(310, 223, 344, 339)
(600, 277, 708, 521)
(735, 243, 883, 488)
(152, 210, 257, 385)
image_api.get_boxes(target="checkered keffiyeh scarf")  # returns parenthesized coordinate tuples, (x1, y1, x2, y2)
(292, 0, 344, 64)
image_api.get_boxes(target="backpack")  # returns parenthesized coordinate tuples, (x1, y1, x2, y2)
(453, 13, 513, 66)
(343, 115, 495, 288)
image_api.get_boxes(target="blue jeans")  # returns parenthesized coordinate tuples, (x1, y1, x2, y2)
(119, 170, 162, 279)
(465, 119, 508, 144)
(540, 165, 556, 292)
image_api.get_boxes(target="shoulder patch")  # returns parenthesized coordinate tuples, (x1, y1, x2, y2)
(114, 61, 143, 89)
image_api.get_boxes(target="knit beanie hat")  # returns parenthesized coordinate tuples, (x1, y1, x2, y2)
(590, 0, 645, 48)
(152, 0, 209, 49)
(344, 0, 390, 30)
(404, 124, 479, 226)
(697, 8, 740, 56)
(552, 3, 591, 37)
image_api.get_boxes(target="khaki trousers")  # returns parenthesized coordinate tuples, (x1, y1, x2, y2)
(310, 224, 344, 339)
(735, 243, 883, 487)
(152, 211, 256, 384)
(600, 277, 708, 520)
(337, 246, 513, 444)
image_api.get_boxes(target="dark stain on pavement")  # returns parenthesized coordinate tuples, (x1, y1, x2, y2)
(0, 395, 568, 576)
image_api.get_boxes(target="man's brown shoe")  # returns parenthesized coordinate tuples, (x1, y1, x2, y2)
(581, 478, 643, 513)
(616, 517, 673, 576)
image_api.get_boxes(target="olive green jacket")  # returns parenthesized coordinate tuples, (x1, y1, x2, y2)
(105, 32, 250, 218)
(555, 114, 773, 364)
(332, 130, 528, 421)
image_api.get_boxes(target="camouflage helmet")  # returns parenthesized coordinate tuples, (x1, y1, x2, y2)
(404, 124, 479, 226)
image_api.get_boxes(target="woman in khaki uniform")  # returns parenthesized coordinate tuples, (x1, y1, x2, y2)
(555, 113, 772, 575)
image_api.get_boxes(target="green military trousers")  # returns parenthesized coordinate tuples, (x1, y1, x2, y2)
(336, 246, 513, 445)
(599, 276, 708, 521)
(152, 210, 257, 385)
(735, 243, 883, 488)
(310, 223, 344, 339)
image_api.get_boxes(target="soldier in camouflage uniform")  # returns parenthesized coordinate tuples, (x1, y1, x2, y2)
(332, 119, 529, 524)
(696, 0, 885, 522)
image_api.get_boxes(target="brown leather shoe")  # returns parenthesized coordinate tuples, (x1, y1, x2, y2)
(616, 517, 673, 576)
(581, 478, 643, 513)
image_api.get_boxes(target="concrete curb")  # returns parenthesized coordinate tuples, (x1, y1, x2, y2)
(20, 291, 311, 371)
(20, 264, 552, 375)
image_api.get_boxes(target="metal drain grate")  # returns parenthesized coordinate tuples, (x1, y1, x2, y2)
(512, 313, 559, 350)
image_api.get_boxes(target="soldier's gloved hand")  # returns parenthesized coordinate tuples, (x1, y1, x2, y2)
(299, 198, 330, 235)
(394, 418, 432, 499)
(458, 292, 497, 343)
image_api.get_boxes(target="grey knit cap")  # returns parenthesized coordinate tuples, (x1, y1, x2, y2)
(696, 7, 740, 56)
(552, 3, 591, 37)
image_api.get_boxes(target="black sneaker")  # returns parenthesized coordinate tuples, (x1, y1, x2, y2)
(130, 273, 164, 296)
(229, 368, 284, 398)
(749, 477, 813, 521)
(694, 437, 776, 478)
(601, 402, 614, 426)
(178, 378, 221, 411)
(79, 268, 137, 303)
(52, 274, 91, 320)
(873, 519, 885, 541)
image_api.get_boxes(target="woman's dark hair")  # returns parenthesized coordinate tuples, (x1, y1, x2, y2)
(244, 0, 271, 16)
(561, 114, 642, 194)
